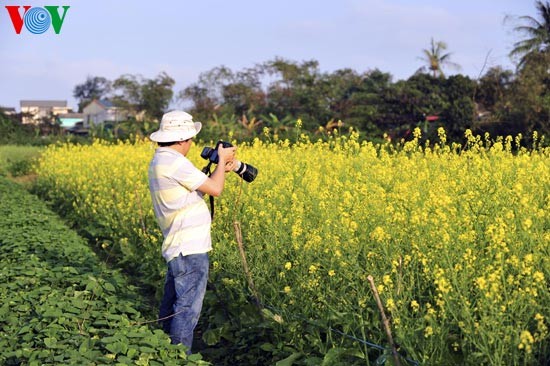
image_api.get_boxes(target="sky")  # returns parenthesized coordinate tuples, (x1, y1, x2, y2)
(0, 0, 538, 112)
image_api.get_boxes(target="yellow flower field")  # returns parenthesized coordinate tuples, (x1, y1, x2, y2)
(34, 128, 549, 365)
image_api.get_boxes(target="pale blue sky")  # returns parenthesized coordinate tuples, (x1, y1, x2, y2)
(0, 0, 537, 112)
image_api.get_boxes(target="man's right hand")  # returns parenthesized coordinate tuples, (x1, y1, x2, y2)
(197, 145, 236, 197)
(217, 145, 236, 165)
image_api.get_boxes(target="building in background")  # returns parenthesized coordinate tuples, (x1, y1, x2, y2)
(82, 99, 127, 127)
(20, 100, 71, 124)
(0, 106, 16, 116)
(57, 112, 84, 129)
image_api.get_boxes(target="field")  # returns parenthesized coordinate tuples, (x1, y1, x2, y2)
(0, 177, 209, 365)
(31, 128, 549, 365)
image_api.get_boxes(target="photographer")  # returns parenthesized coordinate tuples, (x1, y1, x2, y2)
(147, 110, 235, 354)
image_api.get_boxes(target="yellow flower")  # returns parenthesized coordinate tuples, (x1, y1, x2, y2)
(328, 270, 336, 277)
(533, 271, 544, 283)
(475, 277, 487, 290)
(410, 300, 420, 313)
(284, 286, 291, 294)
(535, 313, 548, 339)
(452, 342, 460, 352)
(424, 326, 434, 338)
(518, 330, 534, 353)
(370, 226, 390, 242)
(284, 262, 292, 270)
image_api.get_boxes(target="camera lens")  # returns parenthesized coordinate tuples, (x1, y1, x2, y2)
(235, 162, 258, 183)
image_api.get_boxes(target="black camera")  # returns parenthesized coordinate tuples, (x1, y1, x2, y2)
(201, 141, 258, 183)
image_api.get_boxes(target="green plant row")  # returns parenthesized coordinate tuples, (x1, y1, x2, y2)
(0, 177, 208, 366)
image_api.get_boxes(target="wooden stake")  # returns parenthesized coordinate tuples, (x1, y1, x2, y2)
(234, 221, 262, 309)
(367, 275, 401, 366)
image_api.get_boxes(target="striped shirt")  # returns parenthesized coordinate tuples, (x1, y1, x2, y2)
(148, 147, 211, 262)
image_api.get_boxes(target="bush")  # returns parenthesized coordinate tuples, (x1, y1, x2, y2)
(0, 145, 42, 177)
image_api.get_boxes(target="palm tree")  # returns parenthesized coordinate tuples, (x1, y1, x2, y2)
(417, 38, 461, 78)
(509, 1, 550, 67)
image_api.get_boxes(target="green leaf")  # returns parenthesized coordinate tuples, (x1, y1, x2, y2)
(44, 337, 57, 348)
(188, 353, 204, 362)
(260, 342, 275, 352)
(276, 352, 302, 366)
(126, 331, 146, 338)
(106, 341, 128, 355)
(103, 282, 116, 293)
(202, 328, 221, 346)
(139, 346, 156, 353)
(17, 325, 31, 334)
(105, 313, 123, 321)
(127, 346, 138, 359)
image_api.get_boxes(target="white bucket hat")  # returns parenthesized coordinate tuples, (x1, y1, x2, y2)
(149, 110, 202, 142)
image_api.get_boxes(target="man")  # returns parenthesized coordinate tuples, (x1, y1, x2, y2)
(148, 110, 235, 353)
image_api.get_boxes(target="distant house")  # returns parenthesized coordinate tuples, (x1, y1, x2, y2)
(0, 106, 16, 116)
(20, 100, 71, 124)
(57, 112, 84, 129)
(82, 99, 127, 127)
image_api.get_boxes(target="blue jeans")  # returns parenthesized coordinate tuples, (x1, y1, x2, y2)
(159, 252, 209, 354)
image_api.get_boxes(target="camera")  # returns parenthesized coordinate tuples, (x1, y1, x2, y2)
(201, 141, 258, 183)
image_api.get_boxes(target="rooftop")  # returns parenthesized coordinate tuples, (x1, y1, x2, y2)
(20, 100, 68, 108)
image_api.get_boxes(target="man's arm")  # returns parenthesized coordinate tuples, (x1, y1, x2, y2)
(197, 146, 235, 197)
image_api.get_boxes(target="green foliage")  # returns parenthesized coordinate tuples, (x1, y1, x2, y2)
(0, 178, 209, 365)
(0, 112, 37, 145)
(112, 72, 175, 121)
(508, 1, 550, 67)
(73, 76, 112, 112)
(417, 38, 461, 78)
(498, 52, 550, 137)
(177, 59, 494, 143)
(0, 145, 42, 177)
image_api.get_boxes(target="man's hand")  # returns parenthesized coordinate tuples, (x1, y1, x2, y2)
(224, 160, 236, 172)
(217, 145, 236, 168)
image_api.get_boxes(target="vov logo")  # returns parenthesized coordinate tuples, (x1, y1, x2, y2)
(5, 5, 70, 34)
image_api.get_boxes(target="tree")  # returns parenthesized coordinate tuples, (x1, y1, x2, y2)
(500, 52, 550, 137)
(319, 68, 364, 124)
(73, 76, 111, 112)
(345, 69, 393, 133)
(112, 72, 174, 121)
(141, 72, 175, 121)
(476, 67, 514, 110)
(178, 66, 235, 119)
(441, 75, 476, 139)
(380, 74, 446, 139)
(0, 111, 35, 144)
(218, 66, 266, 118)
(417, 38, 461, 78)
(263, 58, 325, 129)
(509, 1, 550, 68)
(112, 74, 142, 116)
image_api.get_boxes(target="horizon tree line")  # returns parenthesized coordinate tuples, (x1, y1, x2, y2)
(65, 1, 550, 143)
